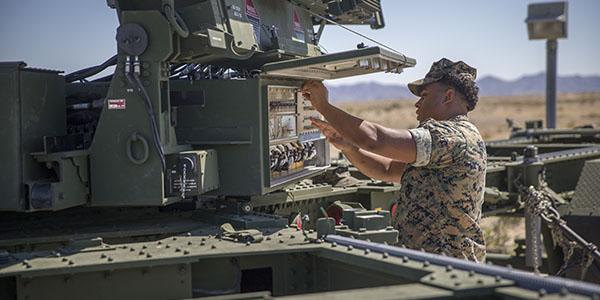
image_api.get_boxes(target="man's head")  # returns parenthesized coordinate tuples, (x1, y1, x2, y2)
(408, 58, 479, 122)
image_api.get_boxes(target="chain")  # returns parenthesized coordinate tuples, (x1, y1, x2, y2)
(515, 178, 600, 279)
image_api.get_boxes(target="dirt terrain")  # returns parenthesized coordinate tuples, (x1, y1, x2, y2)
(333, 92, 600, 253)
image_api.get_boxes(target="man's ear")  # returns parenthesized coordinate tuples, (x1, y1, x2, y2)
(443, 88, 455, 104)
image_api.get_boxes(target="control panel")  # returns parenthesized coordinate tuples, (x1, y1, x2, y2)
(267, 85, 328, 186)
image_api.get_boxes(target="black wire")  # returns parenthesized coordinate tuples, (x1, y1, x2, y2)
(125, 72, 167, 172)
(66, 55, 118, 83)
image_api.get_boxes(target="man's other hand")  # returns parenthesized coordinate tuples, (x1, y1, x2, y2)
(311, 118, 355, 152)
(301, 80, 329, 111)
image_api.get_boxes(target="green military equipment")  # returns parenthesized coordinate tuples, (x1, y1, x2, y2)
(1, 0, 600, 299)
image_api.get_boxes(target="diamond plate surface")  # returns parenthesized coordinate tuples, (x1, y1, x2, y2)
(570, 158, 600, 216)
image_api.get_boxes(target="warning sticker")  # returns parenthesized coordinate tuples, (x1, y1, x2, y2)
(245, 0, 260, 44)
(292, 10, 305, 43)
(108, 99, 126, 110)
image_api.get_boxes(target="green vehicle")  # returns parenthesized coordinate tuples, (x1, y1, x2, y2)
(1, 0, 599, 299)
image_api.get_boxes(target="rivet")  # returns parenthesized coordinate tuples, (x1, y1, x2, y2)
(62, 257, 68, 262)
(429, 275, 435, 281)
(347, 245, 353, 251)
(211, 245, 217, 249)
(107, 257, 113, 262)
(279, 240, 284, 244)
(450, 273, 457, 279)
(423, 261, 430, 267)
(166, 244, 171, 249)
(382, 252, 389, 259)
(290, 235, 295, 239)
(331, 242, 337, 248)
(538, 289, 547, 297)
(559, 287, 569, 296)
(454, 282, 461, 287)
(200, 242, 206, 246)
(100, 254, 107, 259)
(364, 249, 370, 255)
(468, 270, 475, 277)
(278, 232, 283, 236)
(246, 241, 251, 246)
(184, 250, 190, 255)
(477, 278, 484, 284)
(201, 237, 206, 242)
(266, 237, 272, 241)
(495, 275, 502, 282)
(187, 241, 192, 246)
(402, 256, 408, 263)
(130, 248, 135, 252)
(68, 260, 74, 265)
(186, 232, 191, 236)
(172, 237, 177, 241)
(446, 265, 453, 272)
(157, 241, 163, 245)
(139, 251, 145, 255)
(142, 245, 147, 249)
(175, 248, 181, 252)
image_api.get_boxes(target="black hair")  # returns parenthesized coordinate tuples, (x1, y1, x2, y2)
(439, 75, 479, 111)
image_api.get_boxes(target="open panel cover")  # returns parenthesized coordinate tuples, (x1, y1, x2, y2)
(261, 46, 416, 80)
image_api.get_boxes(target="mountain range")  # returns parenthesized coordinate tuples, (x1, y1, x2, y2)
(327, 73, 600, 102)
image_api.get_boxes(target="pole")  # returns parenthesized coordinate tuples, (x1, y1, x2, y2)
(546, 39, 558, 128)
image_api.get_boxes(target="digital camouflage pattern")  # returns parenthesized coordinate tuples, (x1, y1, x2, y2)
(394, 115, 487, 262)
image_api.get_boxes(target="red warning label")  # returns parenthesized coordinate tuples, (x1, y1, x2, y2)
(292, 10, 305, 43)
(108, 99, 126, 110)
(245, 0, 260, 44)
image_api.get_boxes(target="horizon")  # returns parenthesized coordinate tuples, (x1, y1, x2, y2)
(1, 0, 599, 85)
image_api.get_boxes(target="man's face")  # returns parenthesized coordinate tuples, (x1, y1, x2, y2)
(414, 82, 447, 122)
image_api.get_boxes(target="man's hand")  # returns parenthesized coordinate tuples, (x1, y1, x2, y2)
(311, 118, 356, 152)
(301, 80, 329, 112)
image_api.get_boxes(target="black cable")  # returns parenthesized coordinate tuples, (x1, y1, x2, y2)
(66, 55, 118, 83)
(124, 71, 167, 172)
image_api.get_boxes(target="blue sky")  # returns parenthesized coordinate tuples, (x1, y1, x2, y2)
(1, 0, 598, 85)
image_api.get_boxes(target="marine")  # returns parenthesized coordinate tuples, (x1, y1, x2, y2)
(301, 58, 487, 262)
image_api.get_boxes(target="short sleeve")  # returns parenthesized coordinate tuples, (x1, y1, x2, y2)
(423, 121, 465, 169)
(408, 127, 431, 167)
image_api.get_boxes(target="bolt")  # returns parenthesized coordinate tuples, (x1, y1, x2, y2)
(450, 273, 457, 279)
(279, 240, 284, 244)
(201, 237, 206, 242)
(347, 245, 353, 251)
(200, 242, 205, 246)
(454, 282, 461, 287)
(68, 260, 74, 265)
(62, 257, 68, 262)
(187, 241, 192, 246)
(211, 245, 217, 249)
(331, 242, 337, 248)
(559, 287, 569, 296)
(107, 257, 113, 262)
(468, 270, 475, 277)
(166, 244, 171, 249)
(446, 265, 453, 272)
(278, 232, 283, 236)
(186, 232, 191, 236)
(364, 249, 370, 255)
(495, 275, 502, 283)
(538, 289, 547, 297)
(290, 235, 295, 239)
(130, 248, 135, 252)
(429, 275, 435, 281)
(382, 252, 389, 259)
(172, 237, 177, 241)
(142, 245, 147, 249)
(139, 251, 145, 255)
(157, 241, 162, 245)
(477, 278, 484, 284)
(246, 241, 251, 246)
(423, 261, 430, 267)
(100, 254, 107, 259)
(175, 248, 181, 252)
(266, 237, 271, 241)
(184, 250, 190, 255)
(402, 256, 408, 263)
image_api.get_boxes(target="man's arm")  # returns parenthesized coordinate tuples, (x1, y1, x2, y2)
(302, 81, 417, 163)
(342, 146, 406, 184)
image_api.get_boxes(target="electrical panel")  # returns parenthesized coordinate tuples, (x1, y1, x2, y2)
(267, 86, 328, 187)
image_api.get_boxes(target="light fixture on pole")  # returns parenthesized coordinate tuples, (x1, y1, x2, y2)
(525, 1, 568, 129)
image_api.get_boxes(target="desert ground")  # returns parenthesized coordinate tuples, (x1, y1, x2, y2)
(333, 92, 600, 253)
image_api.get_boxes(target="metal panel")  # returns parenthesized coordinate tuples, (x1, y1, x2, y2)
(261, 46, 416, 80)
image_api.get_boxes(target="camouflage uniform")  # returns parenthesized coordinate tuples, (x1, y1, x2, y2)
(393, 59, 487, 262)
